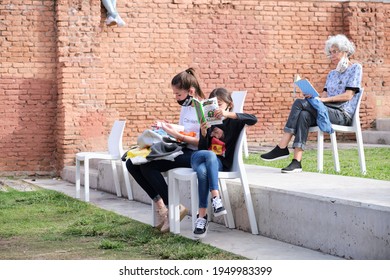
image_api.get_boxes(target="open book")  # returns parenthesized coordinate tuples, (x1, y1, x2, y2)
(192, 97, 223, 125)
(294, 75, 319, 98)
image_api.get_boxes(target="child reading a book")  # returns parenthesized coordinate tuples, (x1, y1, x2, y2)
(126, 68, 205, 233)
(190, 88, 257, 239)
(260, 34, 362, 173)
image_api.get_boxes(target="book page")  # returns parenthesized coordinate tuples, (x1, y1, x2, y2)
(294, 78, 319, 97)
(201, 97, 223, 125)
(192, 97, 206, 124)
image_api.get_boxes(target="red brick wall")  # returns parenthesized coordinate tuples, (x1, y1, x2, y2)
(1, 0, 389, 175)
(0, 0, 57, 175)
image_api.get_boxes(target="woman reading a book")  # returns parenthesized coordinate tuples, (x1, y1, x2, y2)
(190, 88, 257, 239)
(126, 68, 205, 233)
(260, 34, 362, 173)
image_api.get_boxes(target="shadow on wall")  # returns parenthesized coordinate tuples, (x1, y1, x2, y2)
(0, 78, 57, 175)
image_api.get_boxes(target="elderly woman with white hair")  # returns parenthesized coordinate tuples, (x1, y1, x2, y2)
(261, 34, 363, 173)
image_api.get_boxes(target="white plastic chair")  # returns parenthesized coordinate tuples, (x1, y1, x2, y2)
(167, 127, 259, 235)
(309, 89, 366, 174)
(75, 120, 133, 202)
(232, 91, 249, 158)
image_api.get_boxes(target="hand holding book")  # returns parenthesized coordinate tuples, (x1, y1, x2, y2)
(294, 75, 319, 98)
(193, 97, 223, 125)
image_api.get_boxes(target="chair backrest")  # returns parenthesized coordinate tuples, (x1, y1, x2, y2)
(108, 120, 126, 157)
(351, 88, 364, 128)
(231, 91, 247, 113)
(229, 126, 247, 173)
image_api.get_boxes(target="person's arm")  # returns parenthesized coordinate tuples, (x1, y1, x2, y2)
(319, 89, 355, 103)
(179, 133, 199, 147)
(235, 113, 257, 126)
(214, 108, 257, 126)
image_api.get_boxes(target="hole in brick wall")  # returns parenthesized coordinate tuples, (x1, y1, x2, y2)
(71, 0, 82, 11)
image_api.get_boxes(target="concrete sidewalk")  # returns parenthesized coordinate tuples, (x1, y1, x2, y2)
(26, 176, 341, 260)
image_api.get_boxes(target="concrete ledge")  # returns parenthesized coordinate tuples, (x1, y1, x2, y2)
(62, 161, 390, 260)
(376, 118, 390, 131)
(362, 130, 390, 145)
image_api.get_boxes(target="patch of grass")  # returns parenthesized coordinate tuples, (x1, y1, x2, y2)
(245, 147, 390, 181)
(0, 188, 245, 260)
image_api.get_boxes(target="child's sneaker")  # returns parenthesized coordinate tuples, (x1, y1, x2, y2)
(193, 214, 208, 239)
(211, 196, 227, 217)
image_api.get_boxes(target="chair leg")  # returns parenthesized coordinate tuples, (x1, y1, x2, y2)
(111, 161, 122, 197)
(76, 159, 81, 199)
(243, 133, 249, 158)
(190, 176, 198, 232)
(84, 159, 90, 202)
(317, 130, 324, 172)
(121, 161, 133, 200)
(219, 178, 235, 229)
(355, 130, 367, 175)
(330, 132, 340, 173)
(151, 200, 158, 227)
(168, 172, 180, 234)
(239, 167, 259, 235)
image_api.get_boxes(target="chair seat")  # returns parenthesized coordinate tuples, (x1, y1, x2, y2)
(218, 171, 240, 179)
(169, 168, 195, 180)
(76, 151, 119, 161)
(75, 120, 133, 202)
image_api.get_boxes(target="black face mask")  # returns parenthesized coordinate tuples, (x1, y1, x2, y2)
(177, 94, 193, 106)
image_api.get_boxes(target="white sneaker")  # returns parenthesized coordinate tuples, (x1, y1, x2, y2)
(114, 15, 126, 27)
(211, 196, 227, 217)
(193, 215, 208, 239)
(105, 16, 116, 26)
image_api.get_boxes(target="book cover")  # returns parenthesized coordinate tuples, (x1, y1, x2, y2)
(294, 76, 319, 98)
(192, 97, 223, 125)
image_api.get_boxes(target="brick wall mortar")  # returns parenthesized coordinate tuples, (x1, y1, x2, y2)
(0, 0, 389, 175)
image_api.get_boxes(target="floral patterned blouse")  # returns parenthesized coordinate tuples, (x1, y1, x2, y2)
(324, 63, 363, 117)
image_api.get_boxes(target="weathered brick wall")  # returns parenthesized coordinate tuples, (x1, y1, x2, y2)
(1, 0, 389, 175)
(0, 1, 57, 175)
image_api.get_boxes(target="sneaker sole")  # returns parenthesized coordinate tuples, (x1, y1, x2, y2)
(214, 209, 227, 217)
(281, 168, 302, 173)
(260, 154, 290, 161)
(193, 228, 208, 239)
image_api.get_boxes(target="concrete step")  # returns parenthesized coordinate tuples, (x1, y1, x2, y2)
(62, 161, 135, 200)
(62, 165, 99, 190)
(27, 177, 340, 260)
(362, 130, 390, 145)
(362, 118, 390, 145)
(61, 162, 390, 260)
(376, 118, 390, 131)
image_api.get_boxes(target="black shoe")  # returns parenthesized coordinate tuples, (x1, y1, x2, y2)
(260, 145, 290, 161)
(281, 159, 302, 173)
(193, 214, 208, 239)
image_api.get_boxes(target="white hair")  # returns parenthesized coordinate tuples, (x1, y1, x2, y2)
(325, 34, 355, 57)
